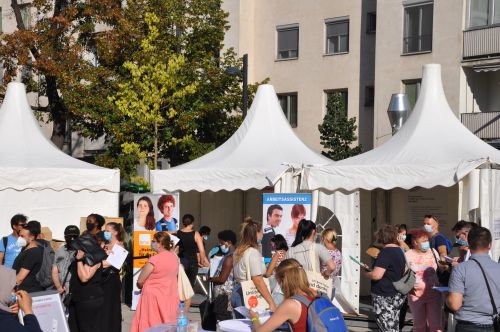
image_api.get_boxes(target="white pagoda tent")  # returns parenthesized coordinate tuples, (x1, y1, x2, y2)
(302, 64, 500, 260)
(0, 83, 120, 239)
(151, 85, 362, 313)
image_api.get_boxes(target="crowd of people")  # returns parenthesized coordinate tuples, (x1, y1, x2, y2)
(1, 209, 498, 332)
(364, 215, 500, 332)
(0, 213, 125, 332)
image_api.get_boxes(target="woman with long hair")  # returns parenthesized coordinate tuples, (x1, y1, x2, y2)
(231, 217, 277, 314)
(249, 258, 317, 332)
(101, 222, 126, 332)
(362, 224, 407, 332)
(134, 196, 155, 231)
(286, 219, 336, 278)
(131, 232, 179, 332)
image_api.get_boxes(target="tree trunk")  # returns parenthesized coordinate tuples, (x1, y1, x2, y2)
(46, 76, 67, 149)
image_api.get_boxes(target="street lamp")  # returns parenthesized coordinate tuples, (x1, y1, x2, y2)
(225, 53, 248, 118)
(387, 93, 411, 135)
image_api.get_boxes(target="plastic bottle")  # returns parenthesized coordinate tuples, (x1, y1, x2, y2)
(177, 301, 188, 332)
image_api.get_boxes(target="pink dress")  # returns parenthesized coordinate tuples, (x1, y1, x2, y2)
(131, 250, 180, 332)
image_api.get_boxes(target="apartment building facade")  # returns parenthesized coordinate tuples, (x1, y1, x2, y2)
(222, 0, 377, 152)
(223, 0, 500, 151)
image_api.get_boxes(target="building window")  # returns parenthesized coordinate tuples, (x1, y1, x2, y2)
(365, 86, 374, 106)
(277, 26, 299, 60)
(325, 19, 349, 54)
(367, 12, 376, 33)
(403, 3, 433, 54)
(469, 0, 500, 27)
(403, 79, 421, 108)
(278, 93, 298, 127)
(325, 90, 348, 117)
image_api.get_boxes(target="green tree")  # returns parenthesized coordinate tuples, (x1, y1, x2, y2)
(318, 92, 362, 160)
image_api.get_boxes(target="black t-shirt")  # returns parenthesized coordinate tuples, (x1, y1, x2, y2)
(371, 246, 406, 296)
(12, 246, 43, 293)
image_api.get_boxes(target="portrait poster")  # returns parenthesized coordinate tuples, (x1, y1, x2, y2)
(133, 193, 180, 232)
(261, 193, 312, 259)
(131, 193, 179, 310)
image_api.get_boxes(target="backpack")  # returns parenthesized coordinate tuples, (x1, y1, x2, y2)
(430, 233, 452, 254)
(292, 294, 347, 332)
(35, 240, 55, 289)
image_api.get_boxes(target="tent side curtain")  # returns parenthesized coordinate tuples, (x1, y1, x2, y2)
(0, 167, 120, 192)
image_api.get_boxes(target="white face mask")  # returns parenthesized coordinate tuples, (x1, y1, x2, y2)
(16, 237, 27, 248)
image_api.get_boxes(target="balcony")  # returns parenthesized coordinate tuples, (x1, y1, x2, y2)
(463, 25, 500, 59)
(461, 112, 500, 140)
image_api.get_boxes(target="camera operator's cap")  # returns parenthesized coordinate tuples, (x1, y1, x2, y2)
(64, 225, 80, 237)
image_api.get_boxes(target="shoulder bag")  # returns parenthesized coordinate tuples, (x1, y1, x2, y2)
(392, 249, 416, 295)
(240, 248, 271, 310)
(471, 258, 500, 332)
(305, 243, 333, 299)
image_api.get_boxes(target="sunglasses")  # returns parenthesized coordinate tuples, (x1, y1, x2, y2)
(17, 223, 27, 228)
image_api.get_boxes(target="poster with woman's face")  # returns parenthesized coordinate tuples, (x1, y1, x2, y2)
(133, 193, 180, 232)
(261, 193, 312, 258)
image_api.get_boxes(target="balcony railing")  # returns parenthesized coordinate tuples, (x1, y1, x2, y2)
(463, 25, 500, 59)
(461, 112, 500, 139)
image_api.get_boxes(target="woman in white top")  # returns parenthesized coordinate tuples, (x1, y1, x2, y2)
(231, 217, 276, 316)
(286, 219, 336, 278)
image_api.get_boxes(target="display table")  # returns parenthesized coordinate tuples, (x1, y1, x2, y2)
(218, 319, 253, 332)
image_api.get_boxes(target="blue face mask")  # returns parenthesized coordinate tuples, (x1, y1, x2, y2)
(220, 244, 229, 254)
(400, 235, 407, 242)
(203, 236, 209, 241)
(424, 225, 433, 233)
(420, 241, 430, 251)
(257, 238, 262, 245)
(151, 242, 158, 252)
(104, 231, 112, 241)
(456, 238, 468, 247)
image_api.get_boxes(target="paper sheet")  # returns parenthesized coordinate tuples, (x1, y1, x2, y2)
(170, 234, 180, 246)
(106, 243, 129, 270)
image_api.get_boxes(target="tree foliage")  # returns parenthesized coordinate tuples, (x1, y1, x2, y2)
(318, 92, 362, 161)
(0, 0, 262, 178)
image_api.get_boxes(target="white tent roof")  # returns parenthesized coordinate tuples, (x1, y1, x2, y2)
(0, 82, 119, 192)
(151, 84, 331, 192)
(303, 64, 500, 191)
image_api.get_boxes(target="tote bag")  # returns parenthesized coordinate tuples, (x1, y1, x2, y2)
(178, 263, 194, 301)
(305, 243, 334, 299)
(240, 248, 271, 310)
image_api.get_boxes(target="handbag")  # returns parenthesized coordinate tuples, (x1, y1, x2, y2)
(471, 259, 500, 332)
(178, 263, 194, 301)
(305, 243, 333, 299)
(240, 248, 271, 310)
(431, 249, 450, 286)
(392, 250, 416, 295)
(199, 299, 217, 331)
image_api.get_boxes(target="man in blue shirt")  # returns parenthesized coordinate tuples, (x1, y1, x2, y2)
(0, 214, 28, 268)
(447, 227, 500, 332)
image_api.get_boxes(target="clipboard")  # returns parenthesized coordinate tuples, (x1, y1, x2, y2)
(349, 255, 372, 272)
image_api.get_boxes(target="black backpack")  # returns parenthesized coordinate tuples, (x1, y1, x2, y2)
(35, 239, 55, 289)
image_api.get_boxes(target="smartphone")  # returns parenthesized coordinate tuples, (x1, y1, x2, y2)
(444, 256, 454, 264)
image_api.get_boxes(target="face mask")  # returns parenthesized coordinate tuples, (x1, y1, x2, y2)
(400, 235, 407, 242)
(220, 244, 229, 254)
(104, 231, 112, 241)
(424, 225, 433, 233)
(203, 236, 209, 241)
(16, 237, 27, 248)
(456, 238, 468, 247)
(151, 242, 158, 252)
(86, 223, 96, 232)
(257, 237, 262, 245)
(420, 241, 430, 251)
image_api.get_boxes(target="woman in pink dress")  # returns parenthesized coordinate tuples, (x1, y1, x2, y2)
(131, 232, 179, 332)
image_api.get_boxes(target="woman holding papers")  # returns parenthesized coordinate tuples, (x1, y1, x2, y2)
(231, 218, 276, 315)
(102, 222, 126, 332)
(405, 228, 443, 332)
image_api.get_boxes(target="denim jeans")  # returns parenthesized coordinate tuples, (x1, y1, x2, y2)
(456, 321, 494, 332)
(230, 283, 244, 318)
